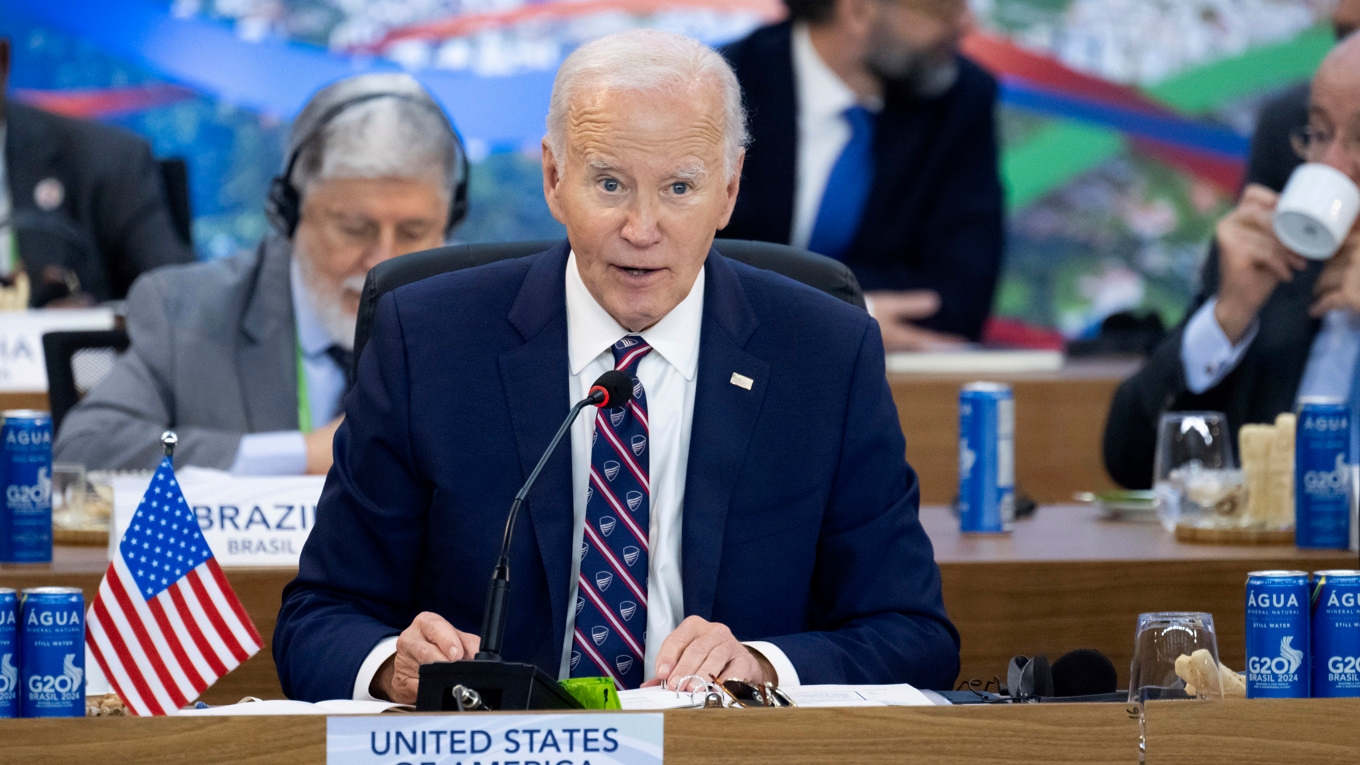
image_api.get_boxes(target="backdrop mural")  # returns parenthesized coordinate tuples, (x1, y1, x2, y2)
(0, 0, 1336, 340)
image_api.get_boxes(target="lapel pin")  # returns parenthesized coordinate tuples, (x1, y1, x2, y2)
(35, 178, 65, 211)
(729, 372, 754, 391)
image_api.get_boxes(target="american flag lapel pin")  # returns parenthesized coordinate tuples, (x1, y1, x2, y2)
(729, 372, 754, 391)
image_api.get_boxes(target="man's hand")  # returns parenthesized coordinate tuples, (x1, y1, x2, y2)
(866, 289, 968, 351)
(1214, 184, 1308, 343)
(370, 612, 481, 704)
(1310, 229, 1360, 317)
(304, 415, 344, 475)
(641, 615, 774, 689)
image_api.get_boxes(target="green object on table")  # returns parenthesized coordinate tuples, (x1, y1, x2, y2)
(559, 677, 621, 710)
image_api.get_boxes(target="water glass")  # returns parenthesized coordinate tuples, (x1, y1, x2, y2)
(1128, 611, 1223, 705)
(1152, 411, 1235, 531)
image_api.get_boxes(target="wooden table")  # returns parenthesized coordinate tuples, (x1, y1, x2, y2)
(7, 703, 1141, 763)
(9, 699, 1360, 763)
(5, 356, 1137, 506)
(5, 505, 1353, 704)
(890, 357, 1137, 504)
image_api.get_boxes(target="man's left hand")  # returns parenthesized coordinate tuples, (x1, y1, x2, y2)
(641, 615, 774, 689)
(1310, 229, 1360, 317)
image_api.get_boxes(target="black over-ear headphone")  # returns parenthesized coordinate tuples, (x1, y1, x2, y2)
(264, 86, 470, 239)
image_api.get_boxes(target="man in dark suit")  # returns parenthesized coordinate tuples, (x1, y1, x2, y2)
(1104, 30, 1360, 489)
(275, 29, 958, 704)
(720, 0, 1004, 349)
(0, 38, 192, 307)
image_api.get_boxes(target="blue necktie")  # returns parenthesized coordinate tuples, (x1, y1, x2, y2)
(570, 336, 652, 689)
(807, 105, 877, 261)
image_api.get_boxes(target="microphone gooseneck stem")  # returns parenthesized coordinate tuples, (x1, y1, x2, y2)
(476, 393, 601, 660)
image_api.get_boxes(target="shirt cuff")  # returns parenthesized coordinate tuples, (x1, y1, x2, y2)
(352, 636, 399, 701)
(229, 431, 307, 476)
(1180, 297, 1259, 394)
(743, 640, 801, 688)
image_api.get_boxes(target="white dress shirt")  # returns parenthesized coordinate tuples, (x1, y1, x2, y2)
(228, 257, 348, 475)
(789, 23, 880, 250)
(350, 252, 799, 700)
(1180, 297, 1360, 402)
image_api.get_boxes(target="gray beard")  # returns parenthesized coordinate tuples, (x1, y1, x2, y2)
(868, 51, 960, 98)
(293, 251, 362, 352)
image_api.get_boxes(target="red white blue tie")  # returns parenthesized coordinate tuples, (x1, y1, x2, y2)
(570, 336, 651, 689)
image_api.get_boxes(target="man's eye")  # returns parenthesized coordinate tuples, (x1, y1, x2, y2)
(601, 178, 621, 192)
(671, 182, 690, 195)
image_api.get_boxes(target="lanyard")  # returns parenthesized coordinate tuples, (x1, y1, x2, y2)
(295, 338, 312, 433)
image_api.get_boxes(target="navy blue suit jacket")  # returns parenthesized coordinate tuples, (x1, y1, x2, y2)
(720, 22, 1005, 340)
(275, 243, 959, 701)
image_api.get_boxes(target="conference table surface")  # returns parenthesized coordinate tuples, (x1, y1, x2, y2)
(3, 504, 1354, 707)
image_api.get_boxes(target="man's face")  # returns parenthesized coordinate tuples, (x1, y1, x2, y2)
(1305, 46, 1360, 185)
(292, 176, 448, 341)
(542, 84, 742, 332)
(1334, 0, 1360, 40)
(866, 0, 974, 93)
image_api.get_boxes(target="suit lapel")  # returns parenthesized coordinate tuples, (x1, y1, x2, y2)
(859, 86, 932, 248)
(499, 243, 573, 654)
(682, 251, 768, 619)
(238, 236, 300, 431)
(731, 23, 798, 242)
(4, 104, 59, 216)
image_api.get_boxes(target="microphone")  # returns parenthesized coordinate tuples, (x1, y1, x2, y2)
(476, 369, 633, 660)
(417, 370, 634, 711)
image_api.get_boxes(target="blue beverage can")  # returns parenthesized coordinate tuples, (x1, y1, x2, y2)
(1, 410, 53, 563)
(0, 589, 17, 718)
(958, 382, 1015, 533)
(19, 587, 84, 717)
(1295, 397, 1351, 549)
(1311, 570, 1360, 697)
(1246, 570, 1310, 698)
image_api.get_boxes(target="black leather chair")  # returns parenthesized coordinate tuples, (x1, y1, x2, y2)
(42, 329, 130, 434)
(350, 239, 864, 384)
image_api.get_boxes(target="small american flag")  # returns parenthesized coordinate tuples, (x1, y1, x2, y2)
(85, 457, 262, 715)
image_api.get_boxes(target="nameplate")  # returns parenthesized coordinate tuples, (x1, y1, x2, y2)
(0, 308, 115, 392)
(326, 713, 664, 765)
(111, 468, 324, 566)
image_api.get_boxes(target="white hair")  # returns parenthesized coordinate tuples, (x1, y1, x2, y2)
(545, 30, 749, 179)
(291, 96, 458, 201)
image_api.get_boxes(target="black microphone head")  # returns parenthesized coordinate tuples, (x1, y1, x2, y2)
(1051, 648, 1118, 697)
(589, 370, 635, 408)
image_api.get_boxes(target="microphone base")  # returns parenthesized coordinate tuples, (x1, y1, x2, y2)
(416, 660, 583, 711)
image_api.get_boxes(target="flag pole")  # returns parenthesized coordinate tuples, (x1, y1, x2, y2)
(160, 431, 177, 460)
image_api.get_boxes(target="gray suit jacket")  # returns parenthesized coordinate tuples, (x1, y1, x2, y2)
(54, 235, 299, 470)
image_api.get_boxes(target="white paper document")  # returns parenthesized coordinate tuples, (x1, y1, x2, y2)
(617, 682, 933, 710)
(175, 698, 410, 716)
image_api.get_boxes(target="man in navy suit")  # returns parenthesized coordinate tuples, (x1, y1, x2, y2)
(275, 29, 958, 704)
(721, 0, 1004, 349)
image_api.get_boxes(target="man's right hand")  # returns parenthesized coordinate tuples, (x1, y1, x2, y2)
(303, 415, 344, 475)
(1213, 184, 1308, 343)
(370, 612, 481, 704)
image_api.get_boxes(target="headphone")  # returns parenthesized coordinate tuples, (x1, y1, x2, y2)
(265, 82, 470, 239)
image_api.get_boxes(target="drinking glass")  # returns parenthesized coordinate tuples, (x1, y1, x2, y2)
(50, 463, 87, 529)
(1152, 412, 1236, 532)
(1128, 611, 1222, 763)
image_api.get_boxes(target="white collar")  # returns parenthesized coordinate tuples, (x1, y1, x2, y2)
(565, 251, 704, 381)
(289, 256, 335, 358)
(792, 23, 878, 119)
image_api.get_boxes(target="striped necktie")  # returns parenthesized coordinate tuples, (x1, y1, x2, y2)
(570, 336, 652, 689)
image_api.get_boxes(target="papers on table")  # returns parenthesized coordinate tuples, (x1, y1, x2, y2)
(885, 349, 1064, 374)
(176, 699, 411, 716)
(617, 683, 934, 710)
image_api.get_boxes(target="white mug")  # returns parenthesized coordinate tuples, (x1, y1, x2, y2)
(1272, 162, 1360, 260)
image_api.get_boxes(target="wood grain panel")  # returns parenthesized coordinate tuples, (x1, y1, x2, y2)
(1145, 698, 1360, 763)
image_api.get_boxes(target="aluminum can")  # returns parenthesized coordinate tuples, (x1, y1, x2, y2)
(0, 589, 17, 717)
(1311, 570, 1360, 697)
(1295, 397, 1351, 549)
(1, 410, 53, 563)
(19, 587, 84, 717)
(1246, 570, 1310, 698)
(958, 382, 1015, 533)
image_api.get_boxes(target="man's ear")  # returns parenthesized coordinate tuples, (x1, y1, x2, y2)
(716, 149, 745, 231)
(542, 139, 567, 224)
